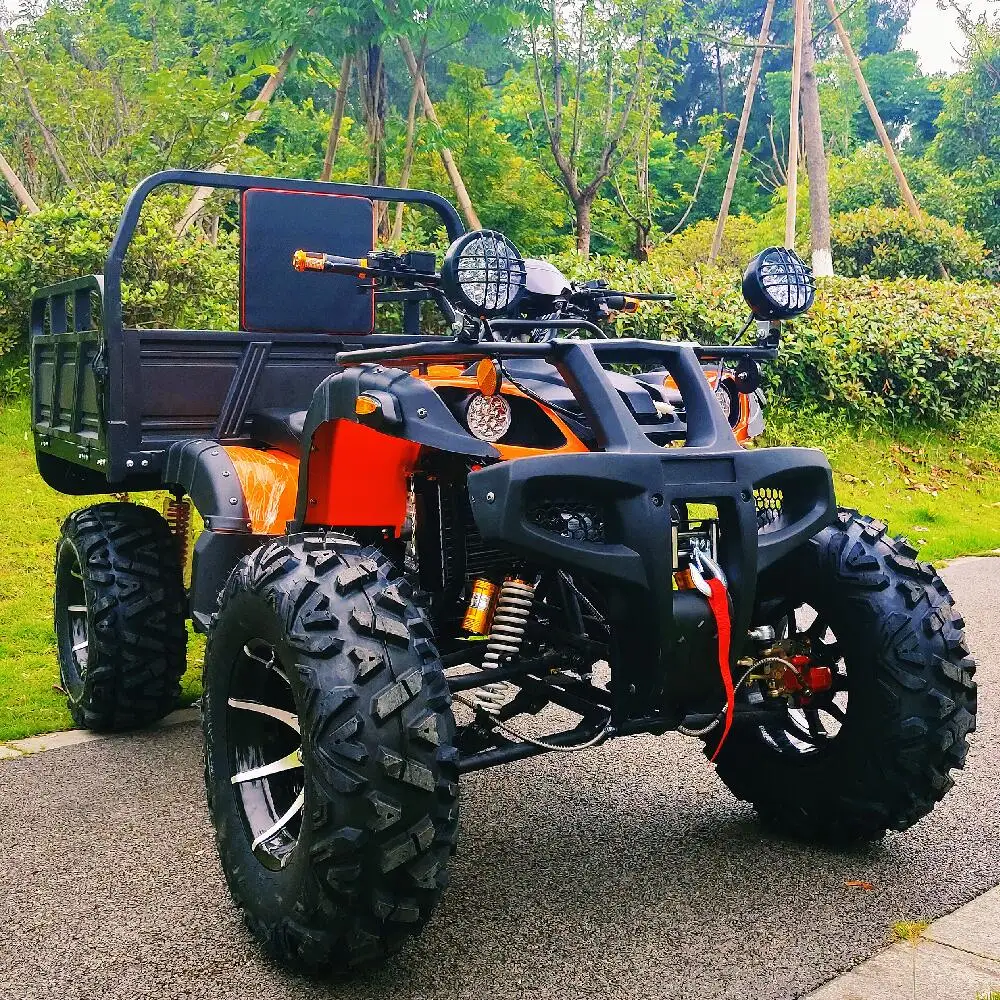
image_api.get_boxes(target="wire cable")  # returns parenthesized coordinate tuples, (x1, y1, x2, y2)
(452, 691, 611, 752)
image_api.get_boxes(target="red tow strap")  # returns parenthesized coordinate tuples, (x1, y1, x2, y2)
(706, 577, 734, 762)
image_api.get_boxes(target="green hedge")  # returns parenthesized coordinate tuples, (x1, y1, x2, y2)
(830, 206, 989, 281)
(550, 253, 1000, 423)
(0, 186, 238, 356)
(3, 190, 999, 425)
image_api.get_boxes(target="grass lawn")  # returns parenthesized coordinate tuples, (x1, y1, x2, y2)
(2, 398, 999, 743)
(0, 401, 202, 742)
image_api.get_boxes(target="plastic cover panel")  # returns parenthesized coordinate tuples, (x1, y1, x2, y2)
(240, 188, 375, 335)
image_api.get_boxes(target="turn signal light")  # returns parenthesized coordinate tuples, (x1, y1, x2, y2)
(355, 394, 380, 416)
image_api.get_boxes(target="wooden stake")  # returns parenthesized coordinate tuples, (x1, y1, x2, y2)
(823, 0, 922, 221)
(785, 0, 806, 249)
(321, 52, 353, 182)
(800, 0, 833, 274)
(710, 0, 777, 262)
(0, 146, 39, 213)
(398, 36, 481, 231)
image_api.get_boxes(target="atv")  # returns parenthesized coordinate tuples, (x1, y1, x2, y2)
(31, 171, 976, 977)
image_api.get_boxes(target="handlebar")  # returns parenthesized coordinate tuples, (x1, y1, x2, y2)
(292, 249, 370, 276)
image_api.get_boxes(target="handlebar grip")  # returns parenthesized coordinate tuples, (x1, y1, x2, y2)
(292, 249, 369, 274)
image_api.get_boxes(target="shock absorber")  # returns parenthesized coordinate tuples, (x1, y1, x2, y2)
(162, 494, 194, 588)
(474, 578, 535, 718)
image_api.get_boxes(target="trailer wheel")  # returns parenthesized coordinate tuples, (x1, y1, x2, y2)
(710, 509, 977, 843)
(202, 534, 458, 976)
(54, 502, 187, 731)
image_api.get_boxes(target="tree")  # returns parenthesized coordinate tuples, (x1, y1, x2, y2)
(527, 0, 683, 256)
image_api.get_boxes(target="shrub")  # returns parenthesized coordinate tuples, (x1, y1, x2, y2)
(828, 148, 965, 225)
(650, 214, 772, 272)
(548, 252, 1000, 423)
(830, 206, 989, 281)
(0, 185, 238, 356)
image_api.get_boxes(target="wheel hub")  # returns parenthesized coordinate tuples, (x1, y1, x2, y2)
(226, 641, 305, 870)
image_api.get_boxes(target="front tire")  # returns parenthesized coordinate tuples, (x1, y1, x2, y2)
(711, 510, 976, 843)
(54, 502, 187, 731)
(202, 533, 458, 976)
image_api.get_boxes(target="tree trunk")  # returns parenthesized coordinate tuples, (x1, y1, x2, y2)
(175, 43, 297, 235)
(824, 0, 945, 277)
(784, 0, 806, 249)
(800, 0, 833, 275)
(575, 195, 593, 256)
(391, 61, 424, 243)
(320, 52, 352, 182)
(710, 0, 776, 262)
(398, 36, 482, 231)
(0, 24, 75, 189)
(0, 146, 39, 213)
(358, 42, 387, 188)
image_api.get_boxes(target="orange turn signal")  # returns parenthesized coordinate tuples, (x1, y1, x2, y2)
(355, 394, 380, 416)
(475, 358, 502, 397)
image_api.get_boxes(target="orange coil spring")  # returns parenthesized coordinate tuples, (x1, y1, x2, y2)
(163, 496, 193, 587)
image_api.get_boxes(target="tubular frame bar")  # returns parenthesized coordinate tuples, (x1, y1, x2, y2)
(103, 169, 466, 342)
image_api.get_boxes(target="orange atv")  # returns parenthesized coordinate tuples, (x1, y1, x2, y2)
(32, 171, 976, 977)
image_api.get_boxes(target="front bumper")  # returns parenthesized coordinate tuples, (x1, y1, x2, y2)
(467, 444, 835, 721)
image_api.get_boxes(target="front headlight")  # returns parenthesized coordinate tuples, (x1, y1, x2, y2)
(440, 230, 527, 317)
(714, 382, 735, 424)
(742, 246, 815, 320)
(465, 392, 512, 442)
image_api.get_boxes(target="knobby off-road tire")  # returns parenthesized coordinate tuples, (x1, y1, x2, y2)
(53, 502, 187, 731)
(202, 533, 459, 976)
(711, 509, 977, 843)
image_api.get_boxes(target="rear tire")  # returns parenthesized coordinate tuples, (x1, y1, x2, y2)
(54, 502, 187, 731)
(711, 509, 977, 843)
(202, 533, 458, 976)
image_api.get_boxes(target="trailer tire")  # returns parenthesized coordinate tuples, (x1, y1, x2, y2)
(710, 509, 977, 844)
(202, 534, 458, 976)
(54, 502, 187, 731)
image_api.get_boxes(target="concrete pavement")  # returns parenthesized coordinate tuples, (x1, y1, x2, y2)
(1, 556, 998, 1000)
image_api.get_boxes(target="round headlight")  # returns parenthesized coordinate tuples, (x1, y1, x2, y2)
(742, 247, 815, 320)
(466, 392, 512, 442)
(715, 382, 735, 425)
(440, 230, 527, 317)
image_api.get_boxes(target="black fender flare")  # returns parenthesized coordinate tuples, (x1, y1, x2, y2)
(163, 439, 251, 533)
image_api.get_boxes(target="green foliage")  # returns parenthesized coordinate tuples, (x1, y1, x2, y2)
(830, 206, 989, 281)
(828, 148, 965, 224)
(546, 252, 1000, 423)
(0, 186, 238, 355)
(649, 214, 770, 271)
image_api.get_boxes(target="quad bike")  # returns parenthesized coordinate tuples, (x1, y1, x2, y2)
(32, 171, 976, 977)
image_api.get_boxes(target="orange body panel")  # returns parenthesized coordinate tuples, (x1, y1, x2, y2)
(224, 446, 300, 535)
(422, 374, 589, 460)
(306, 420, 421, 531)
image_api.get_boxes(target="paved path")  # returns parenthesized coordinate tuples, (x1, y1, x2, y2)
(806, 886, 1000, 999)
(1, 558, 998, 1000)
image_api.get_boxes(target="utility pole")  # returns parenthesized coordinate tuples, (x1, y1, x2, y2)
(800, 0, 833, 274)
(784, 0, 806, 249)
(710, 0, 777, 262)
